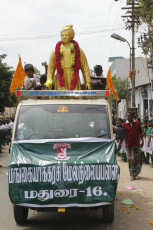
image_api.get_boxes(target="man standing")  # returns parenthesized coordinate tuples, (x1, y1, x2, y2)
(119, 112, 144, 181)
(93, 65, 106, 89)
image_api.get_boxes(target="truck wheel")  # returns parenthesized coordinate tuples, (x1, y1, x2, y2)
(13, 205, 29, 225)
(103, 203, 114, 223)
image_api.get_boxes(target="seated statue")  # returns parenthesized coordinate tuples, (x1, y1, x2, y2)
(46, 25, 91, 90)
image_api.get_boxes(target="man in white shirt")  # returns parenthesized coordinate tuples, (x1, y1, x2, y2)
(94, 65, 105, 79)
(24, 64, 40, 90)
(92, 65, 106, 90)
(9, 118, 14, 129)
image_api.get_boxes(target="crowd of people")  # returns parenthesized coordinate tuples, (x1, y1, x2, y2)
(114, 113, 153, 181)
(0, 118, 14, 130)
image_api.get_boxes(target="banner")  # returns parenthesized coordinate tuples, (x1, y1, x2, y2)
(8, 139, 120, 207)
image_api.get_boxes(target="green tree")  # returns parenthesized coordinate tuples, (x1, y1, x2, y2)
(112, 75, 131, 100)
(34, 66, 41, 75)
(0, 54, 18, 113)
(126, 0, 153, 24)
(136, 0, 153, 24)
(137, 0, 153, 56)
(112, 75, 131, 113)
(126, 1, 153, 56)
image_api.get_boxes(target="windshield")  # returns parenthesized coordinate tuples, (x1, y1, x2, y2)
(15, 104, 110, 140)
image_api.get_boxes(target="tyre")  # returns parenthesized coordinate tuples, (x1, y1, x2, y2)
(13, 204, 29, 225)
(103, 203, 114, 223)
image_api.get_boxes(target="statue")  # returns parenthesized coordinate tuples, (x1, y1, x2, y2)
(46, 25, 91, 90)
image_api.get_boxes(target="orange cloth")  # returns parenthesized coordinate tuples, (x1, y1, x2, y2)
(9, 57, 26, 93)
(107, 69, 119, 100)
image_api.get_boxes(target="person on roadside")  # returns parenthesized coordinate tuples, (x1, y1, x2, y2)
(9, 118, 14, 130)
(117, 118, 123, 128)
(118, 111, 144, 181)
(147, 120, 153, 168)
(144, 120, 151, 164)
(24, 64, 40, 90)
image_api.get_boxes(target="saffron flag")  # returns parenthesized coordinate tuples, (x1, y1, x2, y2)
(107, 69, 119, 100)
(9, 57, 26, 93)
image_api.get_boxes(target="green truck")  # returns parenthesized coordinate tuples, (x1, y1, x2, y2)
(8, 90, 120, 225)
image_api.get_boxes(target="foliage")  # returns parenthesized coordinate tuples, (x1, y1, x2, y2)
(34, 66, 41, 75)
(111, 75, 131, 114)
(0, 54, 18, 113)
(141, 40, 153, 57)
(126, 0, 153, 24)
(112, 75, 131, 101)
(126, 1, 153, 56)
(136, 0, 153, 24)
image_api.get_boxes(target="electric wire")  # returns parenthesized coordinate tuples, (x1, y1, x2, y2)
(90, 0, 118, 67)
(0, 24, 124, 38)
(0, 27, 124, 42)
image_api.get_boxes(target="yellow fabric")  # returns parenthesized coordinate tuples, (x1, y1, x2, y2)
(45, 79, 53, 89)
(9, 57, 26, 93)
(47, 44, 91, 90)
(107, 69, 119, 100)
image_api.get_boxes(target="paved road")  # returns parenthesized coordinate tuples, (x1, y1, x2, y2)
(0, 145, 153, 230)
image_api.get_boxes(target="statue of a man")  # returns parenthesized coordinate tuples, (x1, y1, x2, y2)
(47, 25, 91, 90)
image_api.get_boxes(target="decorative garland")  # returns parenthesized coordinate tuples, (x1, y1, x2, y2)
(55, 40, 80, 90)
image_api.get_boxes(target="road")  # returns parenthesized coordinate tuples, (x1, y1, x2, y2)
(0, 145, 153, 230)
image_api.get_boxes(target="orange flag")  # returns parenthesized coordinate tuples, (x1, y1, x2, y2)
(9, 57, 26, 93)
(107, 69, 119, 100)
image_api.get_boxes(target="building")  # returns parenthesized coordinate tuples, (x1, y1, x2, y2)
(0, 107, 16, 119)
(109, 57, 153, 120)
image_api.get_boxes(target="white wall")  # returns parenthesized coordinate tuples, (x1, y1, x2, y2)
(114, 57, 152, 87)
(135, 85, 153, 120)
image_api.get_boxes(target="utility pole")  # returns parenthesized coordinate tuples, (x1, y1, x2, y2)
(121, 1, 142, 107)
(131, 0, 135, 107)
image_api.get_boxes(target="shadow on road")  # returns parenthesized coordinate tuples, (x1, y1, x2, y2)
(17, 188, 153, 230)
(20, 208, 103, 230)
(137, 176, 153, 182)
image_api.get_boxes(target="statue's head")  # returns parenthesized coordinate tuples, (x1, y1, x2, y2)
(61, 25, 75, 44)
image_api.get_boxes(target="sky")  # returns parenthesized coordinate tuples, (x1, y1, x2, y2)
(0, 0, 147, 76)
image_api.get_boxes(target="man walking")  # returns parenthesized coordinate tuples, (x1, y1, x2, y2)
(119, 112, 144, 181)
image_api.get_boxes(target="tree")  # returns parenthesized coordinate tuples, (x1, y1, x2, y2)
(0, 54, 18, 113)
(112, 75, 131, 100)
(126, 0, 153, 56)
(136, 0, 153, 56)
(112, 75, 131, 114)
(126, 0, 153, 24)
(34, 66, 41, 75)
(136, 0, 153, 24)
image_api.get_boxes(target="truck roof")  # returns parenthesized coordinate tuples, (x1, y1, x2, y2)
(17, 90, 111, 107)
(19, 99, 109, 106)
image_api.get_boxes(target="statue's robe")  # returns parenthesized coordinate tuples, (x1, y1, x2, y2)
(47, 43, 91, 90)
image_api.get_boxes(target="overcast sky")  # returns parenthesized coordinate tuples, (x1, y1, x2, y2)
(0, 0, 146, 75)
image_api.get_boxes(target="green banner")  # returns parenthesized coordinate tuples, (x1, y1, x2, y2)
(8, 139, 120, 207)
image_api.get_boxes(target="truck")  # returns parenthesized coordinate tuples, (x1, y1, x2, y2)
(8, 90, 120, 225)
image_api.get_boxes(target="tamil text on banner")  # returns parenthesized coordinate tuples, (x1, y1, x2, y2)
(8, 139, 120, 208)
